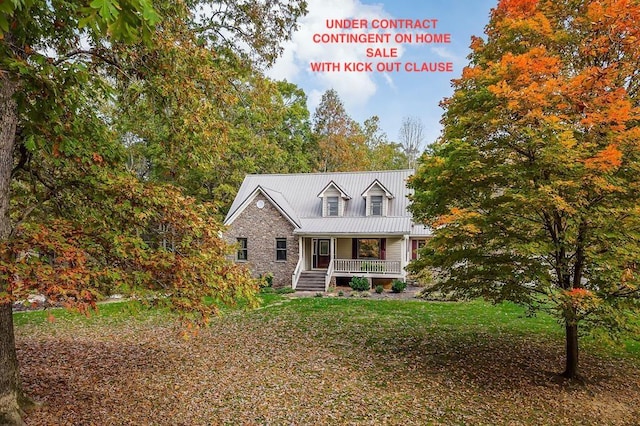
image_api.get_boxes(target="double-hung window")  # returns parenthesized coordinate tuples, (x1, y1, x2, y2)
(370, 195, 383, 216)
(237, 238, 248, 261)
(327, 196, 339, 216)
(276, 238, 287, 261)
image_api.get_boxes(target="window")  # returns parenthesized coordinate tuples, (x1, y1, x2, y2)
(276, 238, 287, 261)
(237, 238, 247, 261)
(319, 240, 330, 256)
(327, 196, 339, 216)
(370, 195, 383, 216)
(412, 239, 427, 260)
(357, 239, 380, 259)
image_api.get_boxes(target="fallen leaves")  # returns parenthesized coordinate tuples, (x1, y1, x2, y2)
(15, 299, 640, 425)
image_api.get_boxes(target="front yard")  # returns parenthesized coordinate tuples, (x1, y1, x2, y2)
(14, 296, 640, 425)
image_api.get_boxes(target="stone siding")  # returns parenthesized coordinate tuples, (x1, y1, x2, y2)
(225, 193, 298, 288)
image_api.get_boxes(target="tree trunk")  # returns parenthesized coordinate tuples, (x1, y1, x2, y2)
(563, 322, 579, 379)
(0, 304, 24, 426)
(1, 72, 26, 425)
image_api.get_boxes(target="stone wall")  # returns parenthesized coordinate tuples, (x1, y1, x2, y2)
(225, 193, 298, 288)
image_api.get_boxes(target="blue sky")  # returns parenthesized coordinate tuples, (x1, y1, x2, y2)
(267, 0, 498, 147)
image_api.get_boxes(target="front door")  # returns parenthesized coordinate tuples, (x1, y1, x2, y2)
(313, 239, 331, 269)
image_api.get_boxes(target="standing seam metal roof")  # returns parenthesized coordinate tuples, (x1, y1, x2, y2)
(224, 170, 431, 236)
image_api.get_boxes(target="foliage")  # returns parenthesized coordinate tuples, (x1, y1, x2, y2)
(349, 276, 370, 292)
(375, 284, 384, 294)
(409, 0, 640, 377)
(275, 287, 295, 294)
(259, 273, 274, 288)
(391, 280, 407, 294)
(1, 0, 307, 422)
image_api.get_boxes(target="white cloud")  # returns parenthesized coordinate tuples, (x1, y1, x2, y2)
(430, 46, 461, 61)
(267, 0, 402, 111)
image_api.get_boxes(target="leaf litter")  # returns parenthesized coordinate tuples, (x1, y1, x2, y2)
(15, 300, 640, 425)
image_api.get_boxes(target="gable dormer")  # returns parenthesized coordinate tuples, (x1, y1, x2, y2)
(317, 181, 351, 217)
(361, 179, 394, 217)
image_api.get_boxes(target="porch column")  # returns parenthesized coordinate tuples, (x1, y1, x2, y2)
(401, 235, 409, 280)
(299, 236, 303, 265)
(330, 237, 335, 260)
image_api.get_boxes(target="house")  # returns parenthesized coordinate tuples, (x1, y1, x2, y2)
(223, 170, 431, 291)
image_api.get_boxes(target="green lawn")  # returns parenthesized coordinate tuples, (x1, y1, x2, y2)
(14, 295, 640, 425)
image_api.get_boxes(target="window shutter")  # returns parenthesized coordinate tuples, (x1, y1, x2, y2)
(352, 238, 357, 259)
(380, 238, 386, 260)
(411, 240, 418, 260)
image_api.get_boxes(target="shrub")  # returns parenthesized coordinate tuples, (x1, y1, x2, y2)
(260, 286, 275, 294)
(259, 272, 274, 288)
(275, 287, 295, 294)
(391, 279, 407, 293)
(338, 290, 344, 297)
(375, 284, 384, 294)
(349, 276, 370, 291)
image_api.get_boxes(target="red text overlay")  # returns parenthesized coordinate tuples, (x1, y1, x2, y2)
(311, 18, 454, 73)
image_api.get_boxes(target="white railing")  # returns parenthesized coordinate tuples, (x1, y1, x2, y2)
(325, 258, 335, 291)
(333, 259, 402, 275)
(291, 257, 304, 289)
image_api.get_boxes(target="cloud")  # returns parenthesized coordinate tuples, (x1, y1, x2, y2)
(266, 0, 401, 112)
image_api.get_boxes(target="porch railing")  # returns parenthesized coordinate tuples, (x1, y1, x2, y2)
(325, 259, 335, 291)
(333, 259, 402, 275)
(291, 257, 303, 289)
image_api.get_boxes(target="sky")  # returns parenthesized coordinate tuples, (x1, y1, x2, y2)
(267, 0, 498, 147)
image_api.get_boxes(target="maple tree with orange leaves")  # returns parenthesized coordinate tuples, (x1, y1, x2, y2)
(409, 0, 640, 379)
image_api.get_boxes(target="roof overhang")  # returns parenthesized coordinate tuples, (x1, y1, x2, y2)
(224, 185, 301, 228)
(316, 180, 352, 199)
(361, 179, 394, 199)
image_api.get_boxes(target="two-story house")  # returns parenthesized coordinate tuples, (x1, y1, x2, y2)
(223, 170, 430, 291)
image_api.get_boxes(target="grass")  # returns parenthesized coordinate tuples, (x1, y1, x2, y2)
(13, 295, 640, 425)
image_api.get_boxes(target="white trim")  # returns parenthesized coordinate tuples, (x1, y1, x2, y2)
(317, 180, 352, 199)
(360, 179, 394, 199)
(224, 186, 300, 228)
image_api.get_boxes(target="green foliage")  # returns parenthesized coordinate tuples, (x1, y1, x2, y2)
(408, 0, 640, 373)
(391, 280, 407, 294)
(375, 285, 384, 294)
(349, 276, 370, 292)
(275, 287, 295, 294)
(259, 273, 274, 288)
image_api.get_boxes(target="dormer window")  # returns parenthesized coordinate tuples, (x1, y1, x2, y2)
(370, 196, 383, 216)
(361, 179, 394, 217)
(327, 196, 339, 216)
(317, 180, 351, 217)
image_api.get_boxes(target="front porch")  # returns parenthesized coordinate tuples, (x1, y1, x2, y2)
(292, 236, 407, 291)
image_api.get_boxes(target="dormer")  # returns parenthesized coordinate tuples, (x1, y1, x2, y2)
(317, 181, 351, 217)
(361, 179, 394, 217)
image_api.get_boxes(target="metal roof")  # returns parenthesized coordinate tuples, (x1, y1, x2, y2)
(224, 170, 432, 237)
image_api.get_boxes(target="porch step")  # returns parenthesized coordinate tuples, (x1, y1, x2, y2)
(296, 271, 326, 292)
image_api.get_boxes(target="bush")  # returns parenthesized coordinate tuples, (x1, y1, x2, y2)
(259, 272, 274, 288)
(375, 284, 384, 294)
(349, 276, 370, 291)
(260, 286, 275, 294)
(391, 279, 407, 293)
(338, 290, 344, 297)
(275, 287, 295, 294)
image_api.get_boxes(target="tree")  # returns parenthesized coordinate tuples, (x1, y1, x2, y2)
(398, 116, 425, 169)
(408, 0, 640, 379)
(312, 89, 370, 172)
(0, 0, 306, 423)
(363, 116, 407, 170)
